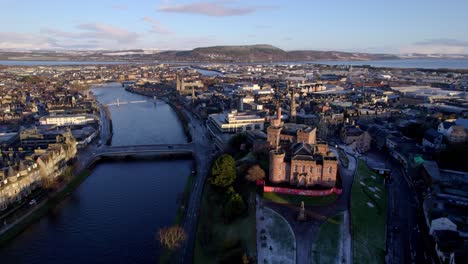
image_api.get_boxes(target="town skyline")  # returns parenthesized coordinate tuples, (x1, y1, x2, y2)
(1, 0, 468, 54)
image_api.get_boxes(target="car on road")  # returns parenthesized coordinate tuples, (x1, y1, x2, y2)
(168, 145, 173, 149)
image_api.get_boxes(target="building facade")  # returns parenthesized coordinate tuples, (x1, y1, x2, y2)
(268, 107, 338, 188)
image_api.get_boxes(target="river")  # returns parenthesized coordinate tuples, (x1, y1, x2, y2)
(0, 83, 191, 263)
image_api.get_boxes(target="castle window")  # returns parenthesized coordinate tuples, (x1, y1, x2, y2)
(302, 165, 305, 173)
(317, 167, 320, 173)
(328, 167, 332, 174)
(309, 166, 313, 173)
(294, 165, 298, 172)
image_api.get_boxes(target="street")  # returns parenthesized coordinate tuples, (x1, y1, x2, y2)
(177, 106, 214, 264)
(363, 150, 438, 264)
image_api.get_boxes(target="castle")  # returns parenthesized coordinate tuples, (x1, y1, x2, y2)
(268, 107, 338, 188)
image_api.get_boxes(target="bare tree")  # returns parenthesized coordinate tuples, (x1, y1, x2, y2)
(158, 225, 187, 250)
(41, 177, 58, 191)
(245, 165, 265, 182)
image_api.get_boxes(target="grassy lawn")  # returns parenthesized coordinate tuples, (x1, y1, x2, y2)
(351, 160, 387, 264)
(311, 212, 344, 264)
(0, 169, 91, 246)
(194, 183, 257, 263)
(263, 192, 337, 206)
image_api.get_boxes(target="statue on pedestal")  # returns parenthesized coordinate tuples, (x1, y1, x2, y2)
(297, 201, 306, 221)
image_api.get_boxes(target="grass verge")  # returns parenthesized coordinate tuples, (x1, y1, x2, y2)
(159, 171, 195, 264)
(311, 212, 344, 263)
(262, 192, 337, 206)
(351, 160, 387, 264)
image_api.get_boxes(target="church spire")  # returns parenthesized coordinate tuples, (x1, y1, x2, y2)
(289, 82, 296, 123)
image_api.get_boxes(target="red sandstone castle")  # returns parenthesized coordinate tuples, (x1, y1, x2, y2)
(267, 107, 338, 188)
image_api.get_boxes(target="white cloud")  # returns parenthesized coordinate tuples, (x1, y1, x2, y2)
(112, 5, 128, 10)
(77, 23, 139, 44)
(142, 17, 172, 35)
(157, 1, 270, 17)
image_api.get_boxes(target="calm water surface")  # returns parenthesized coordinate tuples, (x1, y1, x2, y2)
(0, 83, 190, 263)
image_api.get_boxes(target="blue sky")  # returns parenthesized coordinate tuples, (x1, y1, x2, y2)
(1, 0, 467, 53)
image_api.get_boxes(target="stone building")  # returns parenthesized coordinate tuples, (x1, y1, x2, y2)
(0, 160, 41, 210)
(0, 131, 77, 210)
(268, 107, 338, 188)
(340, 125, 371, 153)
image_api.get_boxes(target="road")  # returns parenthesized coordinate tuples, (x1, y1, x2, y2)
(178, 106, 214, 264)
(364, 150, 438, 264)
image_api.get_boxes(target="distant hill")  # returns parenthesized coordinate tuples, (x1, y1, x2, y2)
(0, 44, 401, 62)
(157, 44, 399, 62)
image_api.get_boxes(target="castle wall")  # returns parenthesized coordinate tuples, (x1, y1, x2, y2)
(322, 159, 339, 187)
(296, 128, 317, 145)
(315, 143, 328, 155)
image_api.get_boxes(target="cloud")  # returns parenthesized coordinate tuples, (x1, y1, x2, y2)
(401, 38, 468, 54)
(112, 5, 128, 10)
(0, 32, 52, 49)
(142, 16, 172, 35)
(157, 1, 270, 17)
(414, 38, 468, 47)
(0, 23, 140, 50)
(77, 23, 139, 44)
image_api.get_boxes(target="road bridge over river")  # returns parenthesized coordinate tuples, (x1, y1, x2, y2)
(78, 143, 194, 170)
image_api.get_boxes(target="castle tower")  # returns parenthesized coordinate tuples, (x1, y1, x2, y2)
(297, 128, 317, 145)
(267, 106, 283, 148)
(269, 149, 286, 183)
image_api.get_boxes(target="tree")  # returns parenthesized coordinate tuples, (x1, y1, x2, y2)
(229, 133, 247, 152)
(209, 154, 236, 188)
(41, 177, 58, 191)
(223, 192, 246, 221)
(245, 165, 265, 182)
(158, 225, 187, 250)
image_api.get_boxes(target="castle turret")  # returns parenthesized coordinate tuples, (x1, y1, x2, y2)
(267, 106, 283, 148)
(269, 149, 286, 183)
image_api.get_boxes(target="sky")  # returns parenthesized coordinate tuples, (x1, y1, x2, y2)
(1, 0, 467, 54)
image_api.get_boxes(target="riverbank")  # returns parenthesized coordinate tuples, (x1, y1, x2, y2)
(0, 97, 112, 245)
(0, 169, 92, 246)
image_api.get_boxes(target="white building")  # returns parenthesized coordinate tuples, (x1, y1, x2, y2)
(39, 114, 98, 126)
(208, 110, 264, 133)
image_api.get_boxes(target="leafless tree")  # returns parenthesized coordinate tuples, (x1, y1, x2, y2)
(245, 165, 265, 182)
(158, 225, 187, 250)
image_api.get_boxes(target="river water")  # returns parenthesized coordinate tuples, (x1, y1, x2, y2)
(0, 83, 191, 263)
